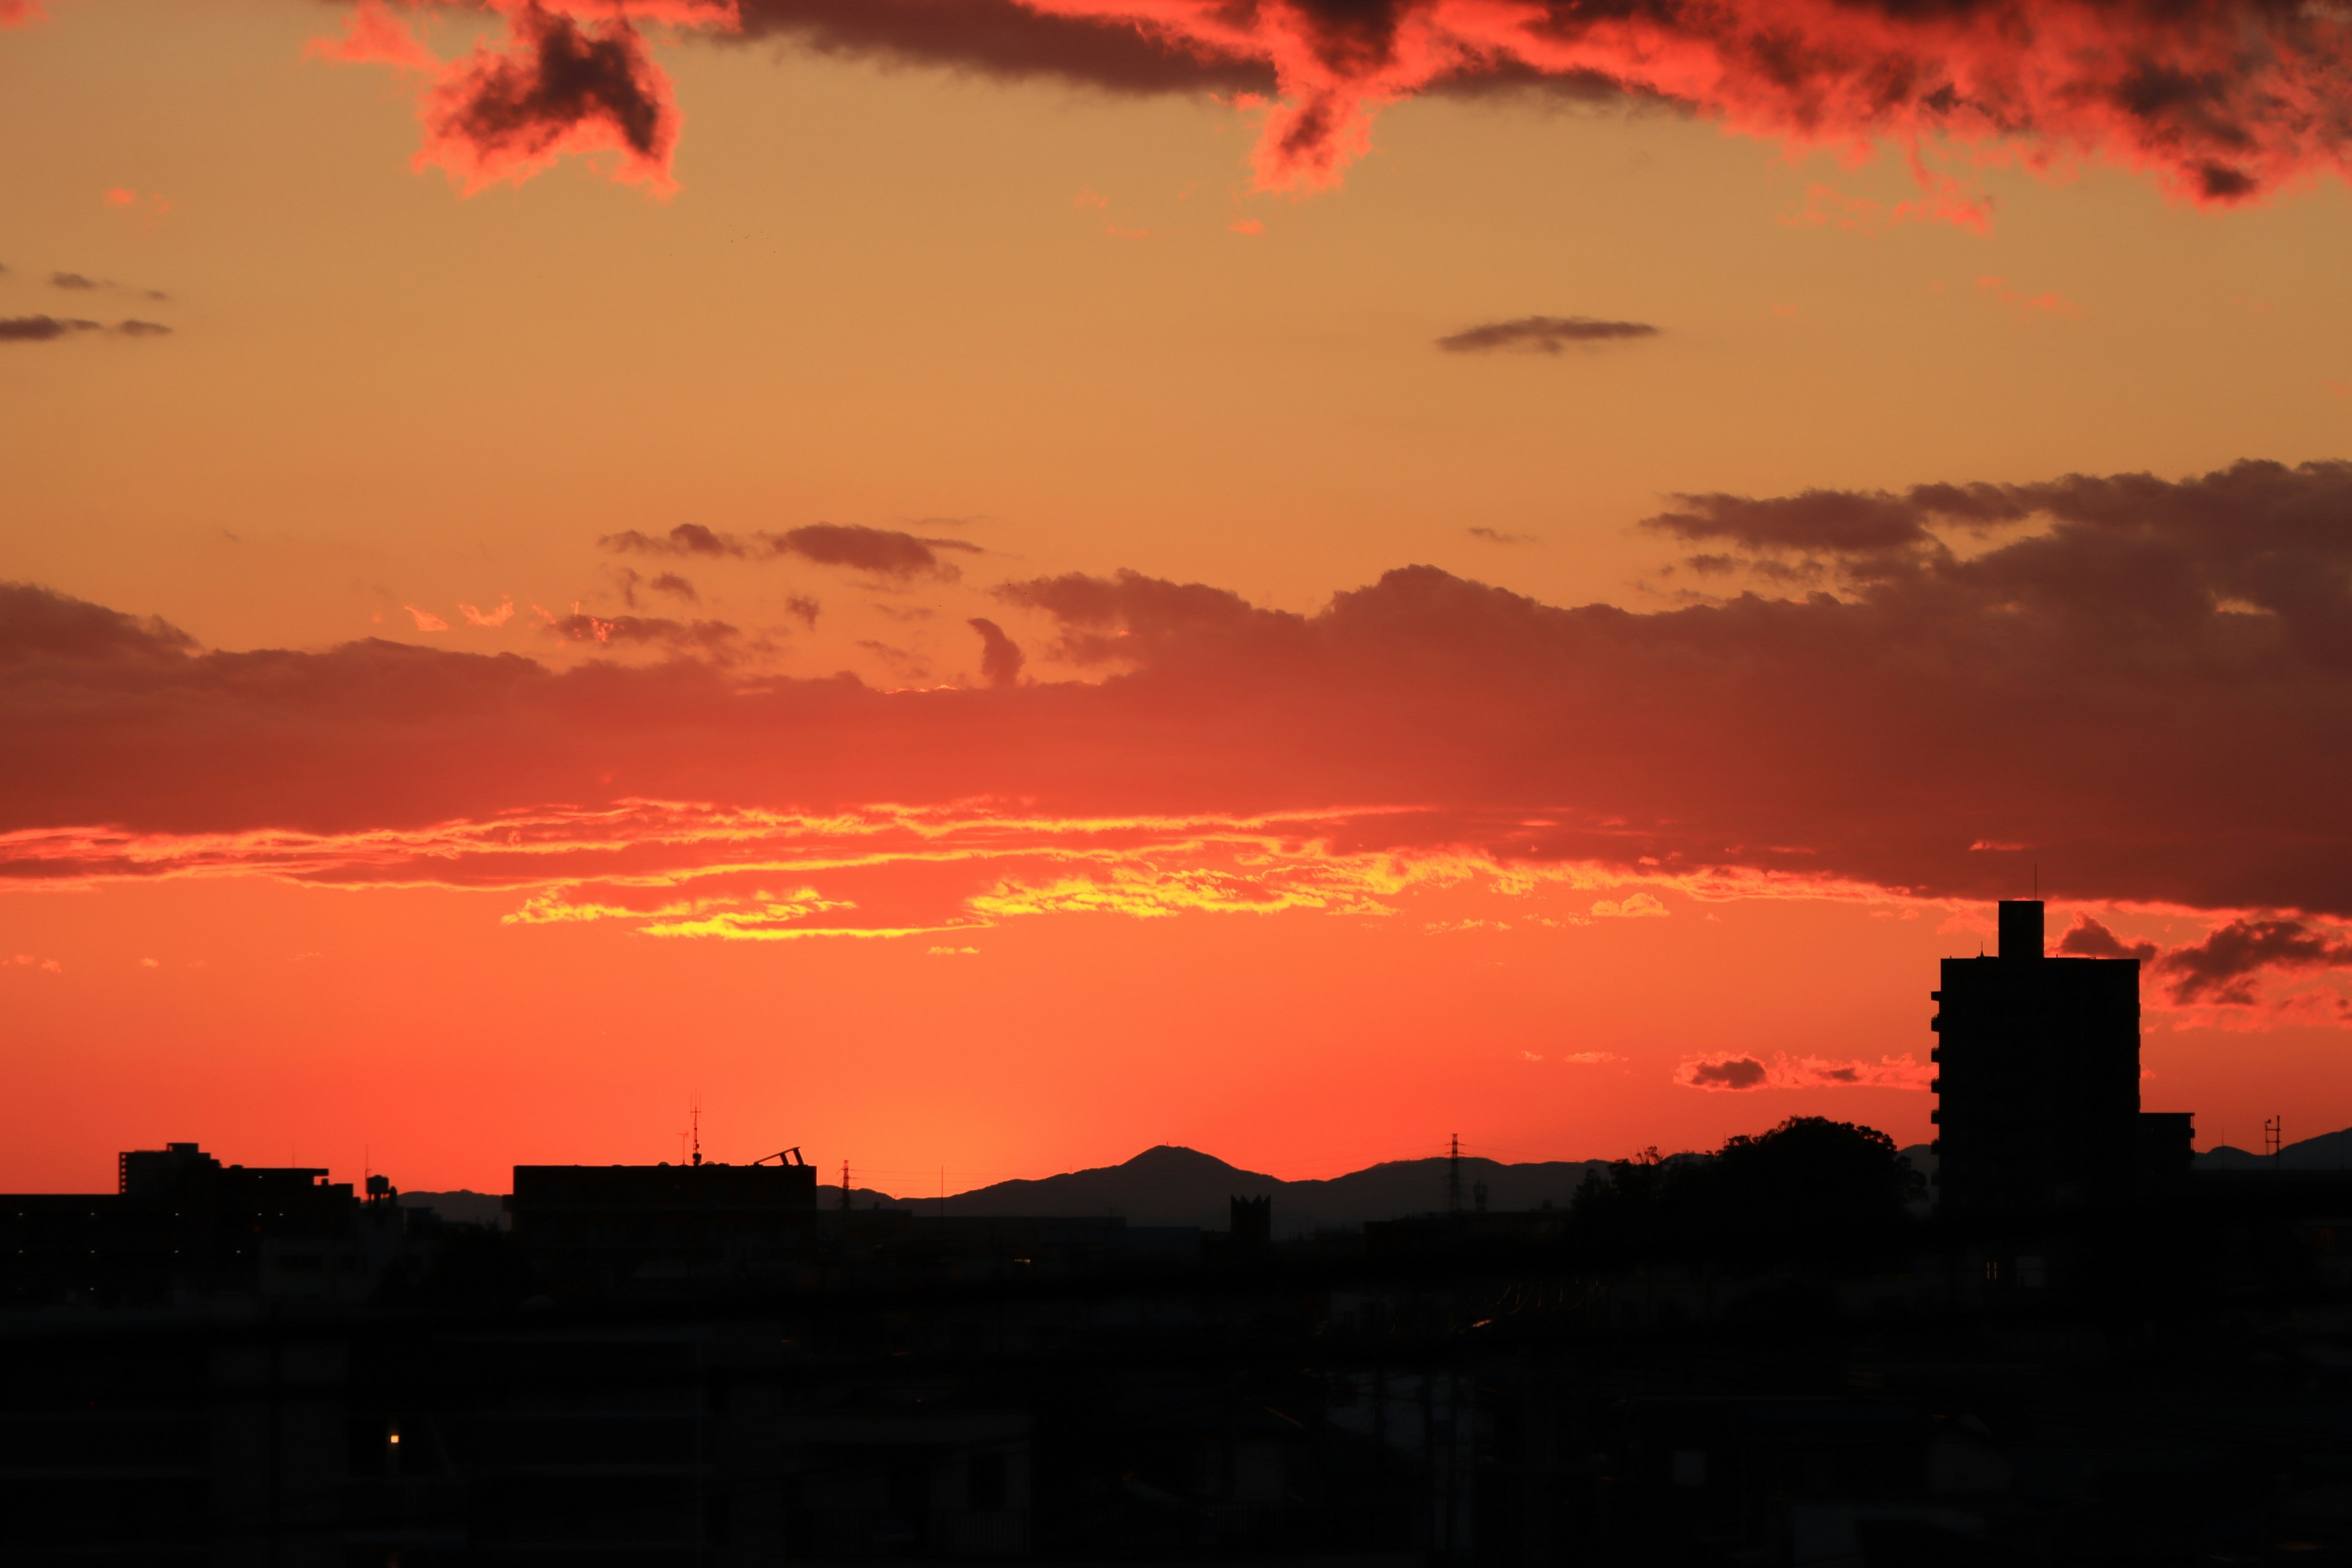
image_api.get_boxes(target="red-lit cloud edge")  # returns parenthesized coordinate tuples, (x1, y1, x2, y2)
(6, 458, 2350, 1029)
(297, 0, 2352, 219)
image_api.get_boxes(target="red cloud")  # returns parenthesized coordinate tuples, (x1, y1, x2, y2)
(318, 1, 2352, 208)
(2155, 918, 2352, 1006)
(1678, 1054, 1933, 1091)
(0, 1, 47, 26)
(312, 1, 699, 195)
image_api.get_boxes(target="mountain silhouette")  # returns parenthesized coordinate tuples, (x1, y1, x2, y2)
(2196, 1126, 2352, 1170)
(401, 1129, 2350, 1240)
(834, 1145, 1615, 1237)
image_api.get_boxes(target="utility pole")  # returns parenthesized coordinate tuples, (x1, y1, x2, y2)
(2266, 1116, 2283, 1164)
(1447, 1134, 1463, 1214)
(840, 1159, 851, 1212)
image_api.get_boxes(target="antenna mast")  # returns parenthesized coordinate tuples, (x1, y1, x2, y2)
(840, 1159, 852, 1212)
(690, 1098, 701, 1167)
(1447, 1134, 1463, 1213)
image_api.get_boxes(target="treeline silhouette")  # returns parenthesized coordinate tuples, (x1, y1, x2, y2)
(1566, 1115, 1925, 1265)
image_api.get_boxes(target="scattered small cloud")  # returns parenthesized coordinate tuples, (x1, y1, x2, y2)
(601, 522, 978, 582)
(50, 272, 99, 291)
(928, 945, 981, 956)
(1678, 1052, 1931, 1091)
(1683, 1057, 1768, 1090)
(1466, 527, 1535, 545)
(603, 522, 742, 557)
(0, 315, 171, 343)
(2155, 917, 2352, 1006)
(1229, 218, 1263, 235)
(2056, 914, 2157, 963)
(10, 953, 62, 973)
(404, 605, 450, 631)
(548, 610, 741, 657)
(1590, 891, 1669, 918)
(1437, 316, 1660, 355)
(138, 957, 159, 968)
(783, 595, 820, 628)
(649, 572, 697, 603)
(1559, 1051, 1621, 1065)
(969, 617, 1025, 689)
(459, 597, 514, 627)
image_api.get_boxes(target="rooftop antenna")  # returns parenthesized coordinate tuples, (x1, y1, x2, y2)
(840, 1159, 851, 1213)
(1447, 1134, 1463, 1214)
(2266, 1115, 2282, 1164)
(690, 1096, 702, 1167)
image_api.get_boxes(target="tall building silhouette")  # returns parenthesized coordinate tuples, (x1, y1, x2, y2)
(1931, 900, 2167, 1215)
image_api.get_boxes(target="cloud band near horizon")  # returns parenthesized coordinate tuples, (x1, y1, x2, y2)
(4, 458, 2350, 1007)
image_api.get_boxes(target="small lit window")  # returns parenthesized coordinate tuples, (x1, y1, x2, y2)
(1984, 1259, 2001, 1283)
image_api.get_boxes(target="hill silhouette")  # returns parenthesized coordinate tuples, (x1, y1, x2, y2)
(843, 1145, 1614, 1237)
(399, 1128, 2349, 1239)
(2196, 1126, 2352, 1170)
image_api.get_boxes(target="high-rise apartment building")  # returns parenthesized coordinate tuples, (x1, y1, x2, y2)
(1931, 900, 2165, 1214)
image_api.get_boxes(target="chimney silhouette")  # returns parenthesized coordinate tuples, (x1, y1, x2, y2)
(1997, 899, 2044, 960)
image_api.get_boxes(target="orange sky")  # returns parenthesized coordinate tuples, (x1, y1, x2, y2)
(4, 0, 2350, 1194)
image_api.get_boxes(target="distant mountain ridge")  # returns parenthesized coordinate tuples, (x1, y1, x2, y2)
(395, 1128, 2351, 1237)
(2195, 1126, 2352, 1170)
(857, 1145, 1615, 1238)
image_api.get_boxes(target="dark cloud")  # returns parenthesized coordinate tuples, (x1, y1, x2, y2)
(601, 523, 745, 557)
(1646, 491, 1940, 556)
(2056, 914, 2158, 963)
(2155, 919, 2352, 1005)
(546, 612, 741, 658)
(428, 5, 676, 192)
(784, 596, 821, 629)
(48, 272, 98, 291)
(969, 617, 1025, 689)
(1437, 316, 1660, 355)
(0, 584, 194, 666)
(649, 573, 698, 603)
(0, 317, 99, 342)
(320, 0, 2352, 211)
(772, 522, 979, 582)
(9, 457, 2352, 916)
(1686, 1058, 1768, 1090)
(1466, 527, 1535, 545)
(600, 522, 976, 581)
(0, 316, 166, 344)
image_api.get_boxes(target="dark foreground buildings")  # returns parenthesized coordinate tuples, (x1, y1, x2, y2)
(1929, 900, 2195, 1215)
(7, 902, 2352, 1567)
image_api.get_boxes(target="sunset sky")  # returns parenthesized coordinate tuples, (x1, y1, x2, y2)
(5, 0, 2351, 1196)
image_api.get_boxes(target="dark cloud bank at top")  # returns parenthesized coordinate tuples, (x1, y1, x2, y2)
(323, 0, 2352, 204)
(5, 458, 2350, 923)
